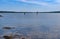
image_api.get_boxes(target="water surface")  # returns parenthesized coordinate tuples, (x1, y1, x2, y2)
(0, 13, 60, 39)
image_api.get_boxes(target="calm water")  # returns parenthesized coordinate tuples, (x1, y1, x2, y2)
(0, 13, 60, 38)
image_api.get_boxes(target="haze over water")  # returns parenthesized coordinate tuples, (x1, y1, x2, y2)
(0, 13, 60, 38)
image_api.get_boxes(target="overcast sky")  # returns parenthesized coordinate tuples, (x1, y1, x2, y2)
(0, 0, 60, 12)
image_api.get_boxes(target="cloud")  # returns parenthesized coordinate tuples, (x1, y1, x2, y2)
(56, 0, 60, 3)
(16, 0, 60, 11)
(23, 1, 48, 6)
(17, 0, 49, 6)
(16, 0, 60, 6)
(1, 0, 60, 6)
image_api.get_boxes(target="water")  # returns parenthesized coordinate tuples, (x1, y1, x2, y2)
(0, 13, 60, 39)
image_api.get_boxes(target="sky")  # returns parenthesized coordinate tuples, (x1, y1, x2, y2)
(0, 0, 60, 12)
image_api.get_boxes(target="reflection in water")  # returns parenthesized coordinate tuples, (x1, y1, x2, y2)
(0, 13, 60, 39)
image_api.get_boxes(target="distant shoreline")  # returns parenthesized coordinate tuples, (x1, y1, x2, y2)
(0, 11, 60, 13)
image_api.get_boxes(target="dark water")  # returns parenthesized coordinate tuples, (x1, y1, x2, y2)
(0, 13, 60, 39)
